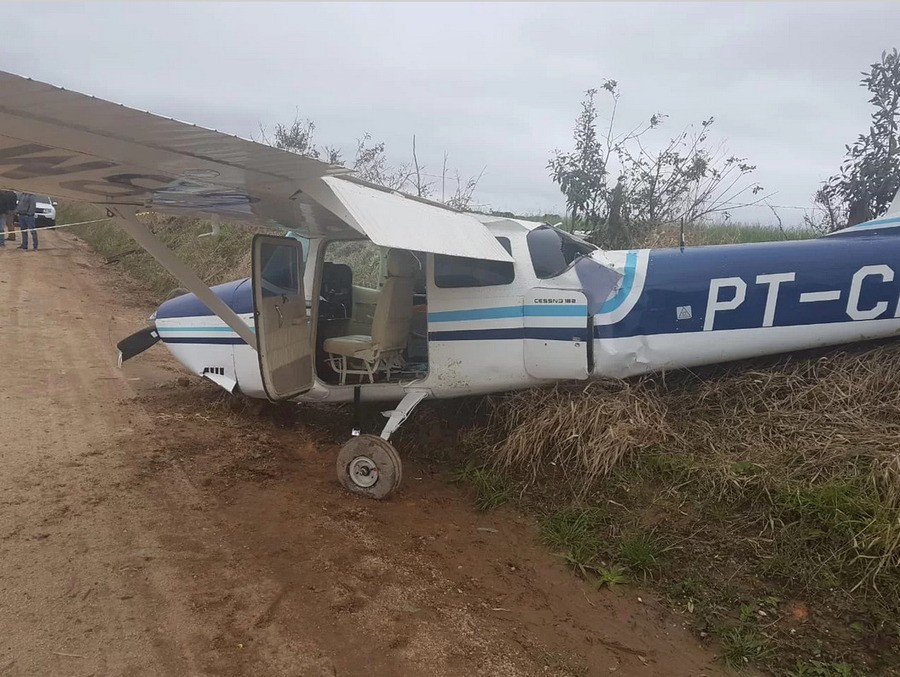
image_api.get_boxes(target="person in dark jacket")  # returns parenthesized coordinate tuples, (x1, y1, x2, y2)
(0, 189, 16, 245)
(16, 192, 37, 251)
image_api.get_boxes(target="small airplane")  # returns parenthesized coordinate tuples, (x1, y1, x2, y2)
(1, 71, 899, 499)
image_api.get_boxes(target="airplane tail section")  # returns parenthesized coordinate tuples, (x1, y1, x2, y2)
(824, 188, 900, 238)
(826, 219, 900, 238)
(887, 186, 900, 218)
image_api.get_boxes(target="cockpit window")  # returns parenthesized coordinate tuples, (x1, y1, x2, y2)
(526, 225, 597, 279)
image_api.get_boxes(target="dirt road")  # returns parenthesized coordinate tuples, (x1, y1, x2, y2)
(0, 231, 727, 676)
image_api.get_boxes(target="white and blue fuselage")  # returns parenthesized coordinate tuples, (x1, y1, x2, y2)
(153, 216, 900, 403)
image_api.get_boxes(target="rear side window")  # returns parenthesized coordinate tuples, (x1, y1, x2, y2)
(434, 237, 514, 288)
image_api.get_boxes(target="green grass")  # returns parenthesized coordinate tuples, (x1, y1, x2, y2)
(786, 660, 854, 677)
(769, 479, 898, 590)
(540, 214, 817, 247)
(486, 407, 897, 671)
(689, 222, 816, 245)
(718, 626, 773, 670)
(538, 508, 603, 573)
(451, 463, 512, 512)
(618, 531, 666, 578)
(594, 567, 628, 589)
(775, 480, 879, 530)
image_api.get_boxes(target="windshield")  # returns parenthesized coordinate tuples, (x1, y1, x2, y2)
(526, 225, 597, 279)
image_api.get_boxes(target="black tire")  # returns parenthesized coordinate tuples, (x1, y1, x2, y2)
(336, 434, 402, 500)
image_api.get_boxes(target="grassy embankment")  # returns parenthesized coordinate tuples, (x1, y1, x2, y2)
(456, 350, 900, 677)
(59, 203, 259, 303)
(59, 203, 892, 675)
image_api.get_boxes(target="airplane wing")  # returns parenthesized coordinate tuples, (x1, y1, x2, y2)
(0, 70, 512, 262)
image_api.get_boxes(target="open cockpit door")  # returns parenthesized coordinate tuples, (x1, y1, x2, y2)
(252, 235, 313, 400)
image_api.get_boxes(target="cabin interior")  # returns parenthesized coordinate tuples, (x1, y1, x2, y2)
(314, 241, 429, 386)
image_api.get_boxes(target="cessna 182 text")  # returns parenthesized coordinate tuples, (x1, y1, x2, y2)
(1, 71, 898, 499)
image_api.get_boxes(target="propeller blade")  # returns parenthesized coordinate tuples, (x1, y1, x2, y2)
(116, 326, 160, 367)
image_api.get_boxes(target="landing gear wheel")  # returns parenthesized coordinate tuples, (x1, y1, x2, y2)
(336, 434, 402, 500)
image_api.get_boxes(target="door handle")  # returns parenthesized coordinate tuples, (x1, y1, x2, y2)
(275, 305, 284, 328)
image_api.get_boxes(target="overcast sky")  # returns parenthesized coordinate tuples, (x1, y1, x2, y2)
(3, 2, 899, 225)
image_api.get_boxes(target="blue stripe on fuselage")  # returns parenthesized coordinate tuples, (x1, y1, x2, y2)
(595, 235, 900, 339)
(158, 326, 250, 333)
(428, 305, 587, 322)
(599, 251, 638, 313)
(429, 327, 589, 341)
(161, 337, 247, 345)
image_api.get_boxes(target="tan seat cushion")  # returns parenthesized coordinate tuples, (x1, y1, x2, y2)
(323, 335, 374, 356)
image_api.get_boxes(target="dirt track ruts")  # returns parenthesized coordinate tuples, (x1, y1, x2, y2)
(0, 230, 728, 676)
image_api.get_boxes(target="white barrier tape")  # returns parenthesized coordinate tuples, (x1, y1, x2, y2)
(2, 217, 114, 237)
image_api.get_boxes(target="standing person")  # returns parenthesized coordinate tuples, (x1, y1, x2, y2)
(16, 191, 37, 251)
(0, 189, 16, 244)
(0, 191, 8, 247)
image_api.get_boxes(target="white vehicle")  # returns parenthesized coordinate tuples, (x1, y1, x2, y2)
(1, 71, 899, 500)
(35, 195, 57, 227)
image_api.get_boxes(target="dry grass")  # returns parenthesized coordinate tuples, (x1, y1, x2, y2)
(661, 347, 900, 497)
(468, 380, 669, 497)
(471, 344, 900, 588)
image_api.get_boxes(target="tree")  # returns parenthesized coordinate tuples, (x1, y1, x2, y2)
(258, 113, 483, 209)
(809, 49, 900, 232)
(549, 83, 764, 249)
(257, 112, 342, 164)
(547, 86, 610, 231)
(351, 133, 417, 192)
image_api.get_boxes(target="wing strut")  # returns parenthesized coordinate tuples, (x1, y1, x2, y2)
(112, 208, 256, 348)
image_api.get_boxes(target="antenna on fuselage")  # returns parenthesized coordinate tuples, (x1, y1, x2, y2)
(679, 217, 685, 251)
